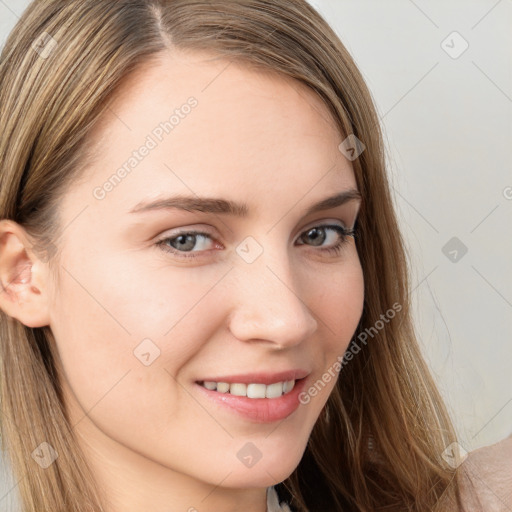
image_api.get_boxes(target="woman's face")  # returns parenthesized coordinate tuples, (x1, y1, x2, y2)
(47, 51, 364, 506)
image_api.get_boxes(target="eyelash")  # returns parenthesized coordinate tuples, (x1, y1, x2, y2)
(155, 223, 357, 260)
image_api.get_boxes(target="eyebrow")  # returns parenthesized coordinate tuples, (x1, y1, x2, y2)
(129, 188, 362, 217)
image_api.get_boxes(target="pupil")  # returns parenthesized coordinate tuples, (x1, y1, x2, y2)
(174, 234, 195, 251)
(307, 228, 325, 246)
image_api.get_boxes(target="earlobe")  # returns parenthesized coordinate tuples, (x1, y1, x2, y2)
(0, 220, 51, 328)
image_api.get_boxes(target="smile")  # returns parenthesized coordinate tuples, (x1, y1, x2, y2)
(195, 376, 309, 423)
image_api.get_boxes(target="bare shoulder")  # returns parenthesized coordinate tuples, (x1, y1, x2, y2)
(456, 435, 512, 511)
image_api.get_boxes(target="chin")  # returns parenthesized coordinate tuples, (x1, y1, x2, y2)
(223, 463, 298, 489)
(243, 449, 303, 487)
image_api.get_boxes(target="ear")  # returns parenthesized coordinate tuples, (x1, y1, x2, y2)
(0, 220, 52, 327)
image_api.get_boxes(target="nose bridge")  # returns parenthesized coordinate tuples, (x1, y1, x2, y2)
(226, 243, 318, 347)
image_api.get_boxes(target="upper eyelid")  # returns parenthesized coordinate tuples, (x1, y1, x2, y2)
(158, 217, 355, 239)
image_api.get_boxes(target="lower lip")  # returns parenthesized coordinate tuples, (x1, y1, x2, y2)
(195, 377, 308, 423)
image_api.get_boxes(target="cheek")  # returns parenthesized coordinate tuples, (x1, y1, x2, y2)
(313, 256, 365, 357)
(49, 251, 227, 418)
(52, 247, 222, 360)
(290, 255, 364, 417)
(50, 266, 218, 460)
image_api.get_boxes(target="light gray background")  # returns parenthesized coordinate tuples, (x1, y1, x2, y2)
(1, 0, 511, 507)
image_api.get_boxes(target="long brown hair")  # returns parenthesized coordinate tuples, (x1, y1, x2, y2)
(0, 1, 471, 510)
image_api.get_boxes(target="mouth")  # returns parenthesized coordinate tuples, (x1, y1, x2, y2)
(193, 373, 310, 423)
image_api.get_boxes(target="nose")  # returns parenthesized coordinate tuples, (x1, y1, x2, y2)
(226, 254, 318, 349)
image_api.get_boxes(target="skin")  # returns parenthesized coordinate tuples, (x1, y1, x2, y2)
(0, 50, 364, 512)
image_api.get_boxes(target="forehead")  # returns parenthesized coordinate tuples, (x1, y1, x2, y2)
(65, 50, 356, 221)
(89, 49, 341, 150)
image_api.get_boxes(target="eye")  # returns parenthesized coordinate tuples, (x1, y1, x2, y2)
(155, 223, 357, 260)
(295, 224, 356, 256)
(156, 231, 217, 259)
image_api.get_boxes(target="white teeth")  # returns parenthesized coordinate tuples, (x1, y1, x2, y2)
(216, 382, 230, 393)
(229, 383, 247, 396)
(247, 383, 266, 398)
(265, 382, 284, 399)
(283, 380, 294, 393)
(199, 379, 296, 398)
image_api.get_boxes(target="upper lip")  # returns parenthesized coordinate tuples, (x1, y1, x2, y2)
(196, 369, 310, 385)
